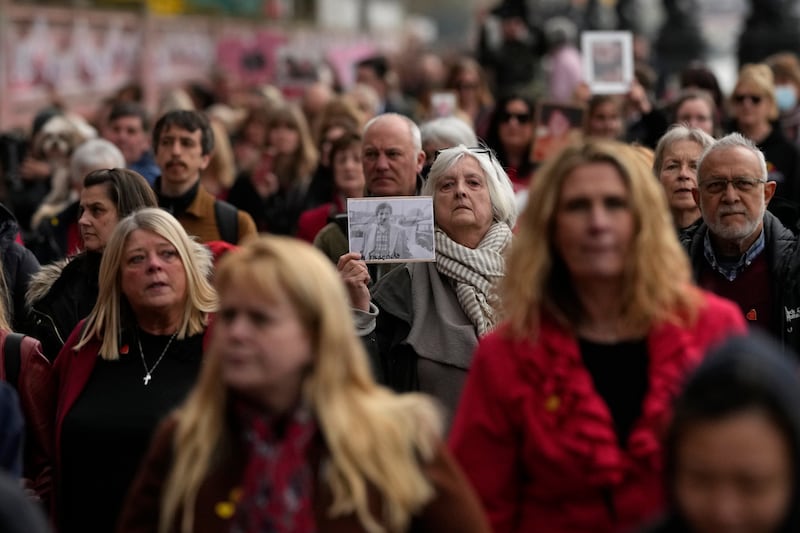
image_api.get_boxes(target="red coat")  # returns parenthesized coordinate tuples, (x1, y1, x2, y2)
(296, 203, 334, 243)
(296, 197, 345, 244)
(449, 291, 746, 533)
(52, 320, 100, 470)
(0, 331, 53, 504)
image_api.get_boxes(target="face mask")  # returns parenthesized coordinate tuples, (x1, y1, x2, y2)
(775, 85, 797, 111)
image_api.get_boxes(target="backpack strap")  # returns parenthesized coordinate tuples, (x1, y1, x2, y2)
(3, 333, 25, 389)
(214, 200, 240, 245)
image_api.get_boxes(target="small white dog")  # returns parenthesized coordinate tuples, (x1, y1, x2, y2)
(30, 114, 97, 228)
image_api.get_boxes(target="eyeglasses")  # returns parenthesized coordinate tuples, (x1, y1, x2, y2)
(699, 177, 768, 194)
(732, 94, 763, 105)
(499, 111, 531, 124)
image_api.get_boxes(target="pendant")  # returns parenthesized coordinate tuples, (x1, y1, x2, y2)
(144, 373, 152, 385)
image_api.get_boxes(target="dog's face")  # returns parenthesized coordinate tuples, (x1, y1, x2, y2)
(35, 116, 90, 162)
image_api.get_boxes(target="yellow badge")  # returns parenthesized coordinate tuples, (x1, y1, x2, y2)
(215, 501, 235, 519)
(545, 394, 560, 412)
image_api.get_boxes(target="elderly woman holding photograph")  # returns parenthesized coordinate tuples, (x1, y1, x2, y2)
(341, 145, 516, 422)
(52, 208, 217, 532)
(118, 236, 490, 533)
(449, 139, 746, 533)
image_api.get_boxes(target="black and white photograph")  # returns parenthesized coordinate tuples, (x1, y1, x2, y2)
(347, 197, 435, 263)
(581, 30, 633, 94)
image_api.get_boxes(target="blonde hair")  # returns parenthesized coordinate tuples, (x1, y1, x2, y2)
(267, 103, 319, 187)
(0, 260, 12, 332)
(314, 96, 366, 146)
(734, 63, 779, 120)
(202, 118, 236, 192)
(160, 236, 442, 533)
(502, 139, 701, 339)
(75, 208, 217, 359)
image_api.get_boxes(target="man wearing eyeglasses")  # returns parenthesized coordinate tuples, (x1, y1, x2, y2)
(683, 132, 799, 351)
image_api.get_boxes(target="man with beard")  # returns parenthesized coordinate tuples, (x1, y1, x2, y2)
(684, 132, 799, 352)
(153, 110, 255, 244)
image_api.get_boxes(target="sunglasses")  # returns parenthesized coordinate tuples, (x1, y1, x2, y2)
(732, 94, 763, 105)
(499, 111, 531, 124)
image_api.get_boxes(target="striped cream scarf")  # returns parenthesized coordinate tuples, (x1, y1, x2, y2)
(434, 222, 512, 335)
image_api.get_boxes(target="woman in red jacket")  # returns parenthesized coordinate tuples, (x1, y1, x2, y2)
(449, 139, 748, 533)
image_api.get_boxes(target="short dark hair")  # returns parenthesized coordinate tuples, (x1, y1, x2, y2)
(356, 56, 389, 80)
(83, 168, 158, 218)
(329, 131, 362, 165)
(152, 110, 215, 156)
(108, 101, 150, 132)
(375, 202, 392, 214)
(664, 332, 800, 532)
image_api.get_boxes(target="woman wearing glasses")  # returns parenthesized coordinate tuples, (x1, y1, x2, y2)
(342, 145, 516, 427)
(728, 63, 800, 228)
(485, 93, 535, 190)
(449, 139, 746, 533)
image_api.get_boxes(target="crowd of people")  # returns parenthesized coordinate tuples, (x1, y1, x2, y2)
(2, 1, 800, 532)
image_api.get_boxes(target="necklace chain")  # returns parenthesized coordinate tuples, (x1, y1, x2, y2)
(137, 330, 178, 386)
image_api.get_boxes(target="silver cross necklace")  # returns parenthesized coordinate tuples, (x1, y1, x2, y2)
(137, 330, 178, 385)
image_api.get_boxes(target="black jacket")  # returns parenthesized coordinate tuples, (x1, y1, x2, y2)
(362, 265, 416, 391)
(25, 252, 100, 362)
(0, 204, 40, 331)
(25, 200, 79, 265)
(682, 212, 799, 354)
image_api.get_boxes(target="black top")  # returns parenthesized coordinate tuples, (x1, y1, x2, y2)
(579, 337, 649, 447)
(59, 329, 204, 533)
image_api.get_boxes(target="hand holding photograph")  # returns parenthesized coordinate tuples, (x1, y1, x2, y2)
(347, 197, 435, 263)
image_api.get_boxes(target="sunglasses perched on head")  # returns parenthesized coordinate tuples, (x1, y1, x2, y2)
(732, 94, 763, 105)
(499, 111, 532, 124)
(433, 145, 497, 163)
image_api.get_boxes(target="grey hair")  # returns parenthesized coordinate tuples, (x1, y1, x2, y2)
(544, 16, 577, 48)
(653, 124, 716, 175)
(420, 117, 478, 150)
(70, 139, 126, 186)
(363, 113, 422, 151)
(422, 144, 517, 228)
(697, 132, 768, 181)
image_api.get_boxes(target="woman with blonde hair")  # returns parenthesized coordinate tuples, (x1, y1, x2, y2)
(449, 139, 747, 533)
(119, 236, 489, 533)
(727, 63, 800, 226)
(227, 103, 319, 234)
(52, 208, 216, 532)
